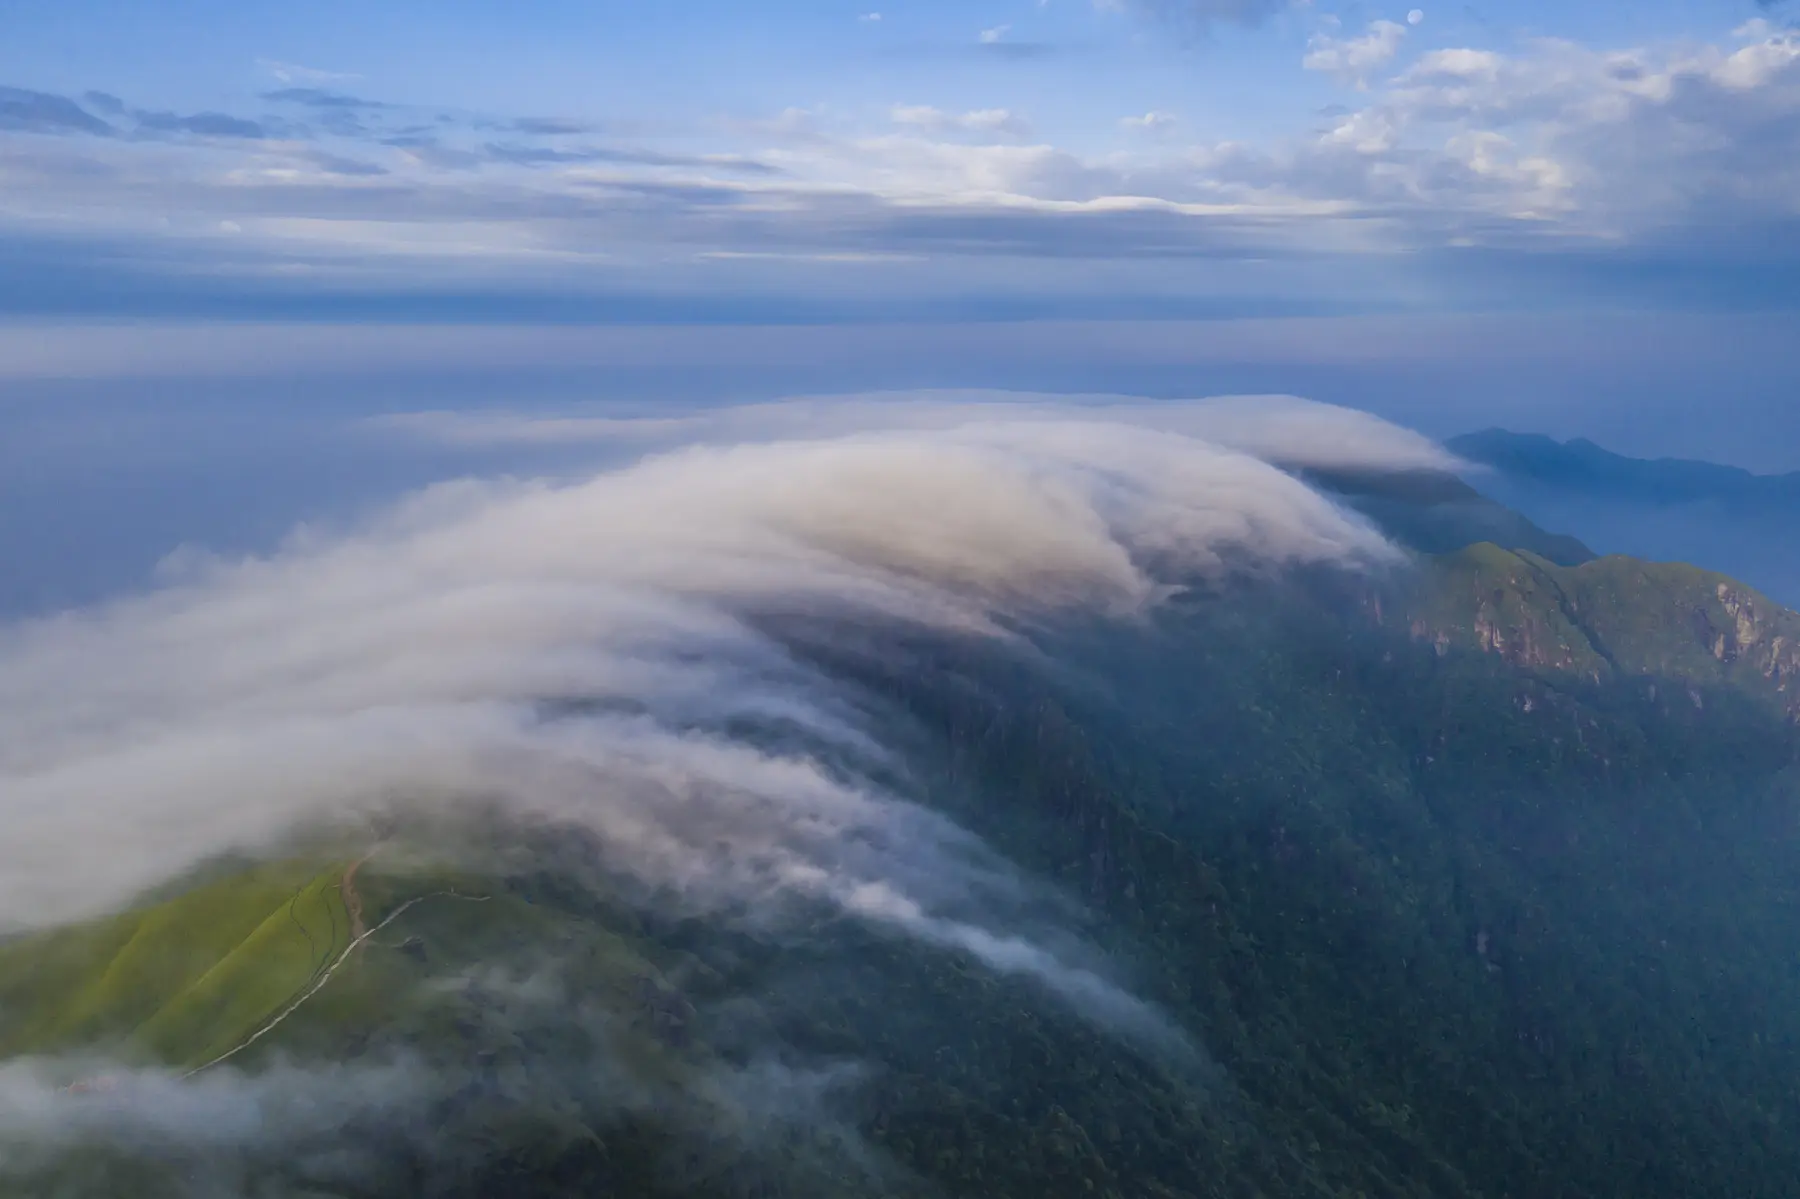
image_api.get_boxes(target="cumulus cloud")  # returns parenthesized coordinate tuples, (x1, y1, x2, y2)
(1304, 19, 1410, 86)
(3, 20, 1797, 299)
(0, 403, 1404, 1057)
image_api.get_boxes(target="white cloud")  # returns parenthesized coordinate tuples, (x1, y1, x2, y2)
(0, 400, 1412, 1048)
(2, 23, 1798, 277)
(1121, 110, 1179, 132)
(1403, 46, 1502, 82)
(1304, 19, 1410, 86)
(372, 392, 1462, 475)
(1364, 25, 1800, 229)
(0, 1028, 879, 1184)
(254, 57, 359, 84)
(979, 24, 1011, 43)
(890, 105, 1031, 138)
(0, 1054, 446, 1189)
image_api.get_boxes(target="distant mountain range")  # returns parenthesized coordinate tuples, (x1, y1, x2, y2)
(1447, 429, 1800, 608)
(1450, 429, 1800, 507)
(1302, 463, 1596, 566)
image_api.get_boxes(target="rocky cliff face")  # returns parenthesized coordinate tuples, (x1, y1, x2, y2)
(1710, 582, 1800, 689)
(1399, 544, 1800, 721)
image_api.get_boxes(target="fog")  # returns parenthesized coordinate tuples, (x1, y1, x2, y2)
(0, 399, 1427, 1064)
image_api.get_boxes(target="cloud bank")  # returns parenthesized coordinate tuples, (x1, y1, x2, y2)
(1, 22, 1796, 317)
(0, 400, 1422, 1056)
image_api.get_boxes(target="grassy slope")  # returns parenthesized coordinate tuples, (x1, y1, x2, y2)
(0, 859, 683, 1076)
(5, 548, 1800, 1197)
(0, 859, 352, 1066)
(0, 856, 753, 1199)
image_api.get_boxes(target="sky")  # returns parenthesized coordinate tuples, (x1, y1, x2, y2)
(2, 0, 1799, 614)
(2, 0, 1795, 321)
(5, 3, 1800, 1162)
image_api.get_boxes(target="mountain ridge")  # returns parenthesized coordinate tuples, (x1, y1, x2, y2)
(6, 475, 1800, 1198)
(1449, 428, 1800, 506)
(1400, 542, 1800, 720)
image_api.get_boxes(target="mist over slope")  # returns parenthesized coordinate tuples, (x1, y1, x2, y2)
(5, 397, 1800, 1198)
(1450, 429, 1800, 606)
(0, 406, 1403, 935)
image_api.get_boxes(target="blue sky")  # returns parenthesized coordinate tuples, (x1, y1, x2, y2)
(2, 0, 1794, 321)
(3, 0, 1800, 616)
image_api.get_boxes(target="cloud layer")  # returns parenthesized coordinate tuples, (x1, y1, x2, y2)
(0, 22, 1796, 315)
(0, 400, 1412, 1051)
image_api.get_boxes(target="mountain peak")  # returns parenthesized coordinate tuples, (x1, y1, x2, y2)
(1403, 541, 1800, 720)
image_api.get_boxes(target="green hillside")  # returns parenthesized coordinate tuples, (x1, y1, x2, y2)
(6, 539, 1800, 1198)
(1404, 543, 1800, 717)
(0, 859, 353, 1066)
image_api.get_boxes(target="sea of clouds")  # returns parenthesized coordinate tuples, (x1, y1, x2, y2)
(0, 394, 1450, 1055)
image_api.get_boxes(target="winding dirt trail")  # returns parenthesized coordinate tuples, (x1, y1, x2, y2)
(57, 846, 492, 1094)
(179, 866, 490, 1080)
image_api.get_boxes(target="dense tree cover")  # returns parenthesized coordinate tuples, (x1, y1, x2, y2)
(5, 545, 1800, 1198)
(828, 568, 1800, 1198)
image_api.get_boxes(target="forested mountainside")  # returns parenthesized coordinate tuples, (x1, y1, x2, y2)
(5, 509, 1800, 1198)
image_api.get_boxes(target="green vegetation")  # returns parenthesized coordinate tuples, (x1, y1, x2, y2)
(1408, 543, 1800, 717)
(6, 535, 1800, 1197)
(0, 859, 352, 1066)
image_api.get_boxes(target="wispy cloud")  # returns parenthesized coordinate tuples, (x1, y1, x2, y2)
(134, 109, 266, 139)
(263, 86, 387, 110)
(0, 86, 113, 136)
(891, 105, 1031, 138)
(1097, 0, 1294, 30)
(0, 23, 1797, 312)
(256, 58, 360, 85)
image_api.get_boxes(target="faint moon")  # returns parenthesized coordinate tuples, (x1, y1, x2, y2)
(1407, 8, 1425, 24)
